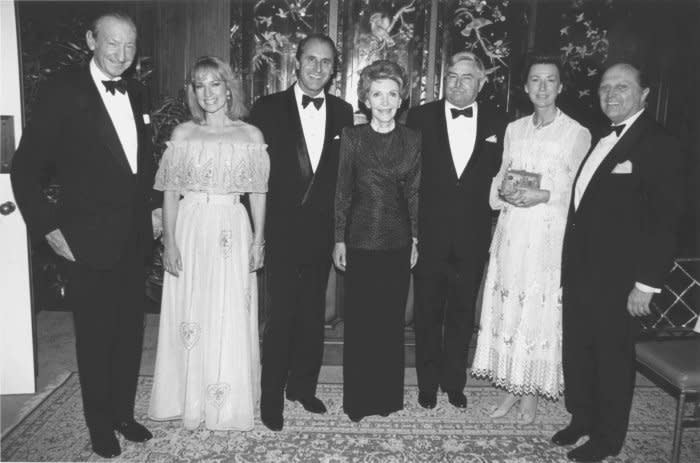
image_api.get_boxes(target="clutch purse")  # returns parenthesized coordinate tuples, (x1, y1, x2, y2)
(501, 169, 541, 193)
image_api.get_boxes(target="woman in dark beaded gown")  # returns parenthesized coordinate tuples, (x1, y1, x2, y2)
(333, 59, 421, 422)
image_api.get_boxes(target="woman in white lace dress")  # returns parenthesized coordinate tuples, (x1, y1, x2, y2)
(148, 56, 269, 431)
(471, 55, 590, 424)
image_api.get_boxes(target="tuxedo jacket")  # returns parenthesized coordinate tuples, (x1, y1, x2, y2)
(249, 86, 353, 265)
(406, 99, 507, 274)
(562, 112, 685, 303)
(11, 67, 155, 269)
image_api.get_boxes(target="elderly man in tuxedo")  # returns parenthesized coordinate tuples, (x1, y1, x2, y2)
(11, 11, 154, 459)
(406, 52, 507, 410)
(250, 33, 353, 431)
(553, 62, 685, 462)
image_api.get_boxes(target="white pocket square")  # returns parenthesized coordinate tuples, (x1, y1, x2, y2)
(333, 134, 340, 140)
(142, 114, 151, 125)
(612, 160, 633, 174)
(485, 135, 498, 143)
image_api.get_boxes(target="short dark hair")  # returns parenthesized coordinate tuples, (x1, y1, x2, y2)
(90, 10, 137, 38)
(357, 59, 408, 103)
(604, 61, 649, 89)
(295, 33, 338, 68)
(522, 53, 564, 84)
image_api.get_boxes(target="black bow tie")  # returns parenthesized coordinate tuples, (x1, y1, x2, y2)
(450, 107, 473, 119)
(302, 94, 324, 110)
(102, 79, 128, 95)
(602, 124, 625, 138)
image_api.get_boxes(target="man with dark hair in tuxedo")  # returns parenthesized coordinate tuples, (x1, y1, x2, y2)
(250, 33, 353, 431)
(11, 11, 155, 459)
(554, 62, 685, 462)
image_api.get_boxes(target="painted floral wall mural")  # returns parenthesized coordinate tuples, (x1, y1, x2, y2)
(231, 0, 329, 106)
(449, 0, 514, 110)
(559, 0, 612, 110)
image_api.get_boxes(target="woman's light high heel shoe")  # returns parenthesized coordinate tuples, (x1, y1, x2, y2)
(516, 395, 538, 425)
(489, 393, 520, 419)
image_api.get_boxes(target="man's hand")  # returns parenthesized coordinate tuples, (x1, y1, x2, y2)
(627, 286, 653, 317)
(249, 242, 265, 272)
(333, 242, 347, 271)
(45, 229, 75, 261)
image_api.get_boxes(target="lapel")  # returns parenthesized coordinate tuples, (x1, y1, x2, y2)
(436, 100, 459, 180)
(461, 102, 487, 179)
(284, 87, 314, 199)
(568, 143, 595, 219)
(127, 79, 147, 175)
(81, 69, 133, 173)
(575, 114, 648, 215)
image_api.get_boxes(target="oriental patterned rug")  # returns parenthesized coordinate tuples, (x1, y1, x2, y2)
(2, 373, 699, 462)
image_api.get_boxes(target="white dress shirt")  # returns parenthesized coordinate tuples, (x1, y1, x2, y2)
(445, 101, 478, 176)
(573, 108, 658, 293)
(294, 83, 326, 173)
(89, 59, 138, 173)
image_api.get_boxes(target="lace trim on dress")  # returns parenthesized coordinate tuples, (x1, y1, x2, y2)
(471, 348, 564, 400)
(154, 140, 270, 194)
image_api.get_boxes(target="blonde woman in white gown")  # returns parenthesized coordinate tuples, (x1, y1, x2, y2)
(471, 55, 590, 424)
(148, 56, 269, 431)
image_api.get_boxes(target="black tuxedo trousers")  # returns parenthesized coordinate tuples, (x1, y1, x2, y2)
(562, 274, 637, 453)
(65, 220, 146, 438)
(261, 256, 331, 405)
(413, 250, 486, 394)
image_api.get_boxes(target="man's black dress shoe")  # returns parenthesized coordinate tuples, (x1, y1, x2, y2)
(551, 425, 589, 446)
(446, 391, 467, 409)
(261, 411, 284, 431)
(566, 440, 615, 462)
(418, 391, 437, 409)
(91, 432, 121, 459)
(287, 395, 327, 414)
(347, 413, 363, 423)
(113, 420, 153, 442)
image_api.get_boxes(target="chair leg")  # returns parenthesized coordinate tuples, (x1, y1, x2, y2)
(671, 391, 686, 463)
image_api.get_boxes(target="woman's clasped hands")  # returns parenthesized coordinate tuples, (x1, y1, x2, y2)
(499, 186, 550, 208)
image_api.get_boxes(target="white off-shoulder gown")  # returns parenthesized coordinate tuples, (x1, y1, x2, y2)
(148, 140, 269, 430)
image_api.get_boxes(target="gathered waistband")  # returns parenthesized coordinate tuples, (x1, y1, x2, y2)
(182, 192, 241, 204)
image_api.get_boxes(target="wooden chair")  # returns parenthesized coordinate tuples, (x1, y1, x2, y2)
(635, 258, 700, 463)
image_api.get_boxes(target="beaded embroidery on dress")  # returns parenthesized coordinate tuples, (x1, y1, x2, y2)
(149, 140, 269, 431)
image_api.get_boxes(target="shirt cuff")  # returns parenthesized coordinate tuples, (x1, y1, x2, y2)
(635, 282, 661, 294)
